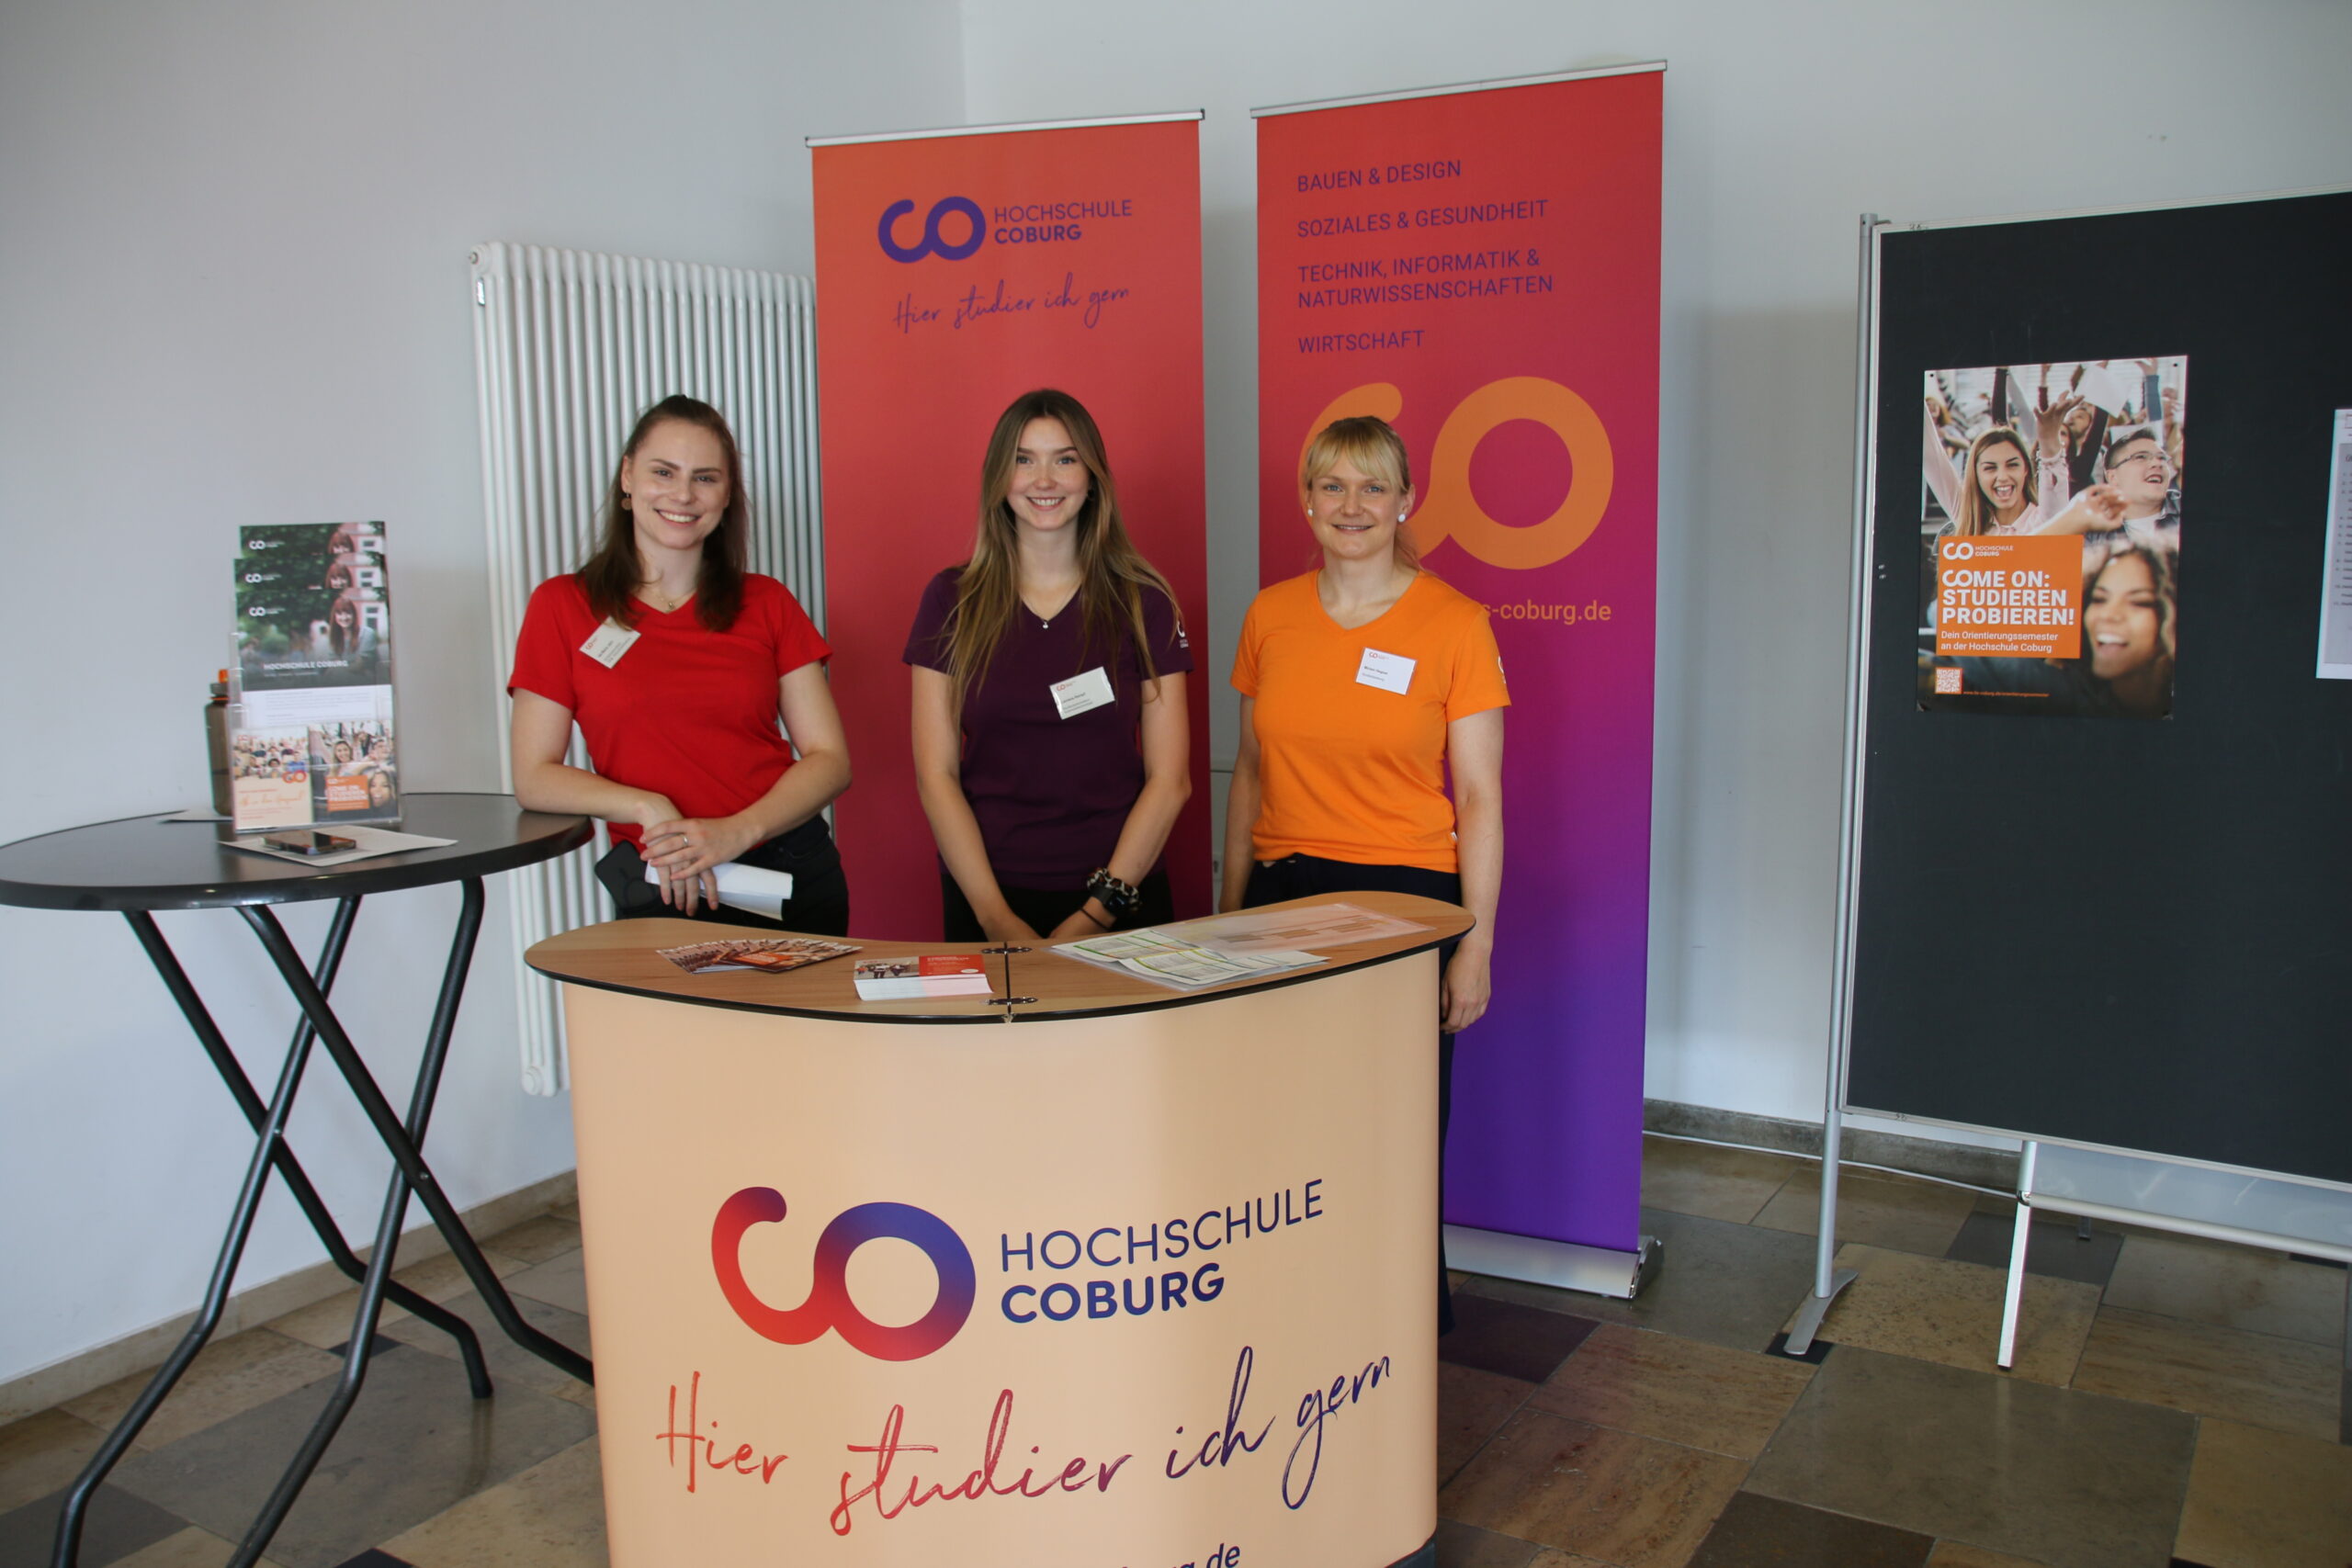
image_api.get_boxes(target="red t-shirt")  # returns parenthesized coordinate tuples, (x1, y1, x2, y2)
(508, 574, 830, 848)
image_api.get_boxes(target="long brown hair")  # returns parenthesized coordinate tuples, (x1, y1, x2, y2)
(1951, 426, 2038, 537)
(578, 395, 750, 631)
(1301, 415, 1420, 569)
(937, 389, 1179, 694)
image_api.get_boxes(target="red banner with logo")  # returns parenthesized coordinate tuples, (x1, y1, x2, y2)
(813, 118, 1208, 935)
(1257, 71, 1661, 1254)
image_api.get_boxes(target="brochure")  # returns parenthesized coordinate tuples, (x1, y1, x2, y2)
(230, 522, 401, 831)
(1153, 903, 1431, 954)
(657, 937, 861, 976)
(1053, 929, 1326, 991)
(853, 955, 995, 1001)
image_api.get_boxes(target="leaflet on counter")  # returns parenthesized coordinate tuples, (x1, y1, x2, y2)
(1052, 930, 1326, 990)
(854, 955, 995, 1000)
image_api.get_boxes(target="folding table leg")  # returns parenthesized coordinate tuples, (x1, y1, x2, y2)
(122, 907, 491, 1391)
(226, 883, 590, 1568)
(51, 931, 319, 1568)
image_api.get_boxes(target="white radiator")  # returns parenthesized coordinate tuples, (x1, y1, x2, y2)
(469, 242, 822, 1094)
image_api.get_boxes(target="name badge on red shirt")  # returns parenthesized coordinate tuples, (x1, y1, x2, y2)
(580, 618, 640, 669)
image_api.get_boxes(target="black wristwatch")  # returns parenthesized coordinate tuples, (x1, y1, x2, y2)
(1086, 867, 1139, 923)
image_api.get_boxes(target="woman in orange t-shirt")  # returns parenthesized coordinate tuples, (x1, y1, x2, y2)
(1221, 414, 1507, 1334)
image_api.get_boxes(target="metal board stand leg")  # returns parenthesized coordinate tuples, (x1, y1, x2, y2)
(2324, 1269, 2342, 1438)
(1782, 211, 1883, 1359)
(1996, 1143, 2040, 1370)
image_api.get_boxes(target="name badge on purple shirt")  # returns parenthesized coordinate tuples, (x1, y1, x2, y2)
(1050, 666, 1116, 719)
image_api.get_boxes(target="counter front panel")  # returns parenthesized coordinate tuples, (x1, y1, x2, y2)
(536, 893, 1465, 1566)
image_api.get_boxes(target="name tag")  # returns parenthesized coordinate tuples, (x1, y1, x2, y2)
(1354, 648, 1416, 694)
(1050, 666, 1116, 719)
(581, 618, 640, 668)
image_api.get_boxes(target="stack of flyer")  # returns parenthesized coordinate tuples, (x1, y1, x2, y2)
(1052, 903, 1432, 991)
(1052, 930, 1325, 989)
(854, 955, 994, 1000)
(229, 522, 401, 833)
(658, 937, 860, 976)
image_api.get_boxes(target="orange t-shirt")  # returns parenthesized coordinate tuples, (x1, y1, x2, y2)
(1232, 570, 1510, 873)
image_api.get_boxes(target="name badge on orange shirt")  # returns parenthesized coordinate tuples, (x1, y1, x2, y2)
(1354, 648, 1416, 694)
(1050, 666, 1116, 719)
(580, 618, 640, 668)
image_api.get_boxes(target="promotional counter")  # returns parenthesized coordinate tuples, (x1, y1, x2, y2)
(526, 891, 1468, 1568)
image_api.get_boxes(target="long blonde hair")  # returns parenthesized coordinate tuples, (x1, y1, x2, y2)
(938, 389, 1178, 694)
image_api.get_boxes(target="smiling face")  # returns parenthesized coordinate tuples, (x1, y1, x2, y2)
(2085, 550, 2163, 680)
(1973, 440, 2031, 521)
(1005, 417, 1091, 535)
(2104, 433, 2172, 513)
(622, 419, 732, 560)
(1306, 456, 1414, 564)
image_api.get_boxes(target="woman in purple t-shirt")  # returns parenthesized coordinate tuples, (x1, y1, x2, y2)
(905, 389, 1193, 943)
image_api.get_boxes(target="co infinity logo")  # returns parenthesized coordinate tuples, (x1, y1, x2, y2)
(877, 197, 985, 264)
(711, 1188, 977, 1361)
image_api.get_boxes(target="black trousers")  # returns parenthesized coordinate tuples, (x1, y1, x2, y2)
(939, 866, 1175, 943)
(1242, 853, 1462, 1335)
(595, 816, 851, 938)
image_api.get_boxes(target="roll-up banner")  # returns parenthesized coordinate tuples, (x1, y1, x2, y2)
(811, 114, 1210, 935)
(1256, 67, 1663, 1275)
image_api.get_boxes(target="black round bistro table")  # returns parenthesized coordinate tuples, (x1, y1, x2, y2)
(0, 794, 594, 1568)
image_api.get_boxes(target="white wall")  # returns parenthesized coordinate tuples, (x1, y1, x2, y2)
(0, 0, 965, 1387)
(8, 0, 2347, 1390)
(960, 0, 2352, 1133)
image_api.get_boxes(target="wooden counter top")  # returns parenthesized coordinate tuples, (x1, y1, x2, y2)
(524, 891, 1472, 1024)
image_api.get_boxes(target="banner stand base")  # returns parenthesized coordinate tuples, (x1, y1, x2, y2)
(1445, 1225, 1661, 1301)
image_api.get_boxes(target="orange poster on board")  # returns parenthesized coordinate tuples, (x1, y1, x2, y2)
(1931, 535, 2083, 660)
(1919, 357, 2184, 716)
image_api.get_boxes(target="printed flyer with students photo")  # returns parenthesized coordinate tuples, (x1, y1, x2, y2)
(1918, 357, 2184, 718)
(230, 522, 401, 831)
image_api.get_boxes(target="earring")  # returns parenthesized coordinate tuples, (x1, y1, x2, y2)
(620, 491, 631, 511)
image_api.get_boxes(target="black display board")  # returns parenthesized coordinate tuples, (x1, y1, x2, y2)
(1848, 189, 2352, 1187)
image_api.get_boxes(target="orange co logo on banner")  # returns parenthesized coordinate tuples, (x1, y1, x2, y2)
(1306, 377, 1614, 570)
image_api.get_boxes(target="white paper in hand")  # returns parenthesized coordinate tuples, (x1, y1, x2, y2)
(646, 859, 795, 920)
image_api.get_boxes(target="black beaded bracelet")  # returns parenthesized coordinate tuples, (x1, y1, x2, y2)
(1086, 867, 1139, 921)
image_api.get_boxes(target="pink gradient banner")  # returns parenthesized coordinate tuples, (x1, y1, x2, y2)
(1256, 72, 1661, 1251)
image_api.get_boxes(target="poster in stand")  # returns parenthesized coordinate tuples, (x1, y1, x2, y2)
(809, 113, 1210, 935)
(229, 521, 401, 832)
(1255, 66, 1662, 1278)
(1920, 356, 2186, 717)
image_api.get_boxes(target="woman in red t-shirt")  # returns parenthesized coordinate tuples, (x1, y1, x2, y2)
(508, 396, 853, 934)
(904, 389, 1192, 943)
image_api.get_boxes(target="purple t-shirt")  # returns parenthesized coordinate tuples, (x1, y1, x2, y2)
(904, 567, 1193, 886)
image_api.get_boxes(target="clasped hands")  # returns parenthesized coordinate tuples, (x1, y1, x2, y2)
(635, 796, 762, 915)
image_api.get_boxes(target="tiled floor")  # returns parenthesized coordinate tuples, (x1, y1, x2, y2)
(3, 1136, 2346, 1567)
